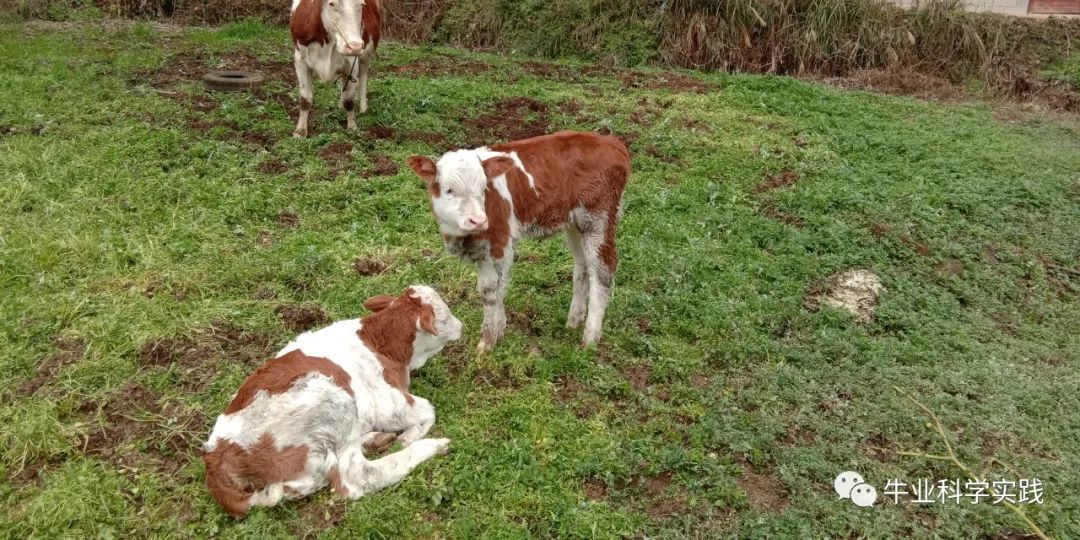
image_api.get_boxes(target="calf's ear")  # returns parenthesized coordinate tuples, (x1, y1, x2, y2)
(417, 308, 439, 336)
(482, 156, 515, 179)
(363, 295, 395, 312)
(405, 156, 437, 183)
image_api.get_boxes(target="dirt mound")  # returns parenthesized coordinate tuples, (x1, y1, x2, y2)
(736, 462, 790, 512)
(353, 257, 388, 276)
(18, 337, 86, 396)
(463, 97, 551, 145)
(364, 154, 399, 177)
(277, 305, 330, 332)
(754, 170, 801, 193)
(385, 57, 492, 78)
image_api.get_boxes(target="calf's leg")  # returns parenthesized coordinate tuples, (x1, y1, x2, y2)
(293, 51, 314, 138)
(581, 217, 617, 347)
(477, 249, 513, 353)
(564, 227, 590, 329)
(338, 436, 450, 498)
(356, 57, 370, 114)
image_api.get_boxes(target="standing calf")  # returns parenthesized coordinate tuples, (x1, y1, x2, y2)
(289, 0, 380, 137)
(202, 286, 461, 518)
(406, 131, 631, 351)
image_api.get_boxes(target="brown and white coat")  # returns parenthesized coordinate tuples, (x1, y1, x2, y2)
(289, 0, 380, 137)
(406, 130, 631, 351)
(201, 286, 461, 518)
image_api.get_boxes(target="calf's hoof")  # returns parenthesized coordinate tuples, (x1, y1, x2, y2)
(416, 438, 451, 457)
(476, 338, 496, 354)
(362, 432, 398, 455)
(292, 130, 307, 139)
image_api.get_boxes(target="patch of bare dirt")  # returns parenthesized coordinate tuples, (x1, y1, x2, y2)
(779, 424, 815, 446)
(18, 337, 86, 396)
(1, 124, 46, 137)
(645, 496, 690, 519)
(385, 57, 492, 78)
(863, 432, 896, 462)
(643, 470, 674, 494)
(518, 61, 583, 83)
(277, 305, 330, 333)
(636, 316, 652, 334)
(290, 498, 347, 539)
(353, 257, 387, 276)
(256, 157, 289, 175)
(583, 477, 609, 500)
(870, 222, 891, 239)
(736, 462, 790, 512)
(137, 323, 276, 392)
(277, 209, 300, 228)
(900, 234, 932, 256)
(691, 373, 710, 389)
(806, 269, 885, 324)
(935, 259, 966, 278)
(754, 170, 801, 193)
(626, 365, 652, 390)
(507, 304, 543, 337)
(9, 455, 65, 486)
(614, 70, 720, 94)
(319, 141, 353, 161)
(463, 97, 551, 144)
(759, 203, 805, 228)
(554, 374, 598, 419)
(644, 144, 679, 163)
(363, 154, 399, 177)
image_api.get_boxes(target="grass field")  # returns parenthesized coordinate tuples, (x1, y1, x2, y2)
(1, 19, 1079, 539)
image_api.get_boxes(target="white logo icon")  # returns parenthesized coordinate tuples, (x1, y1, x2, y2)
(850, 483, 878, 507)
(834, 471, 876, 507)
(834, 471, 865, 499)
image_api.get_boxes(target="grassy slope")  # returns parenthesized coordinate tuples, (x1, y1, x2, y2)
(1, 20, 1078, 539)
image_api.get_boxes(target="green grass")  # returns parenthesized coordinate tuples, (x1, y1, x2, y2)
(2, 19, 1079, 539)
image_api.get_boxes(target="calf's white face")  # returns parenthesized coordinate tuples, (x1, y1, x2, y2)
(322, 0, 367, 55)
(406, 151, 516, 237)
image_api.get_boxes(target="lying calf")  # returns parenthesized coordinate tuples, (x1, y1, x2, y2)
(202, 285, 461, 517)
(406, 131, 631, 351)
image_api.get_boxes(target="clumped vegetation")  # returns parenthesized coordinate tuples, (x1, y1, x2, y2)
(2, 19, 1079, 539)
(7, 0, 1079, 99)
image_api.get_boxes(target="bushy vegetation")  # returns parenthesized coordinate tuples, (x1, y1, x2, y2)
(7, 0, 1079, 93)
(2, 19, 1079, 539)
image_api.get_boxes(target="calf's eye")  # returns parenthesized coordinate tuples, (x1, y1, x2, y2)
(446, 188, 454, 195)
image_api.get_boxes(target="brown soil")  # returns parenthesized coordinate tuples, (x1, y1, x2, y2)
(645, 497, 690, 519)
(900, 234, 932, 256)
(554, 374, 598, 419)
(636, 316, 652, 334)
(736, 462, 790, 512)
(138, 50, 293, 91)
(626, 365, 652, 390)
(618, 70, 720, 94)
(18, 337, 86, 396)
(256, 157, 289, 175)
(385, 57, 492, 78)
(754, 170, 801, 193)
(507, 304, 542, 337)
(137, 323, 276, 393)
(319, 141, 353, 161)
(759, 203, 805, 228)
(643, 470, 674, 495)
(291, 498, 348, 539)
(691, 373, 710, 389)
(473, 364, 521, 389)
(353, 257, 388, 276)
(9, 455, 65, 486)
(935, 259, 966, 278)
(277, 304, 330, 333)
(870, 222, 891, 239)
(864, 432, 895, 462)
(463, 97, 551, 145)
(278, 209, 300, 228)
(518, 61, 583, 83)
(583, 477, 610, 500)
(364, 154, 399, 177)
(644, 144, 679, 163)
(779, 424, 815, 446)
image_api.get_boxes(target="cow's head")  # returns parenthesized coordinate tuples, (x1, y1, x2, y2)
(363, 285, 463, 370)
(406, 151, 515, 237)
(321, 0, 368, 56)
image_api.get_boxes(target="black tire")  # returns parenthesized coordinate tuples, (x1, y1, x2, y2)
(202, 71, 265, 92)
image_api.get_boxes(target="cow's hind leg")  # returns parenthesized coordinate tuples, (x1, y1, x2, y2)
(564, 227, 589, 329)
(581, 214, 617, 347)
(293, 51, 314, 138)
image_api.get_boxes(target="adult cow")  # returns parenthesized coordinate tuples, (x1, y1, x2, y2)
(289, 0, 381, 138)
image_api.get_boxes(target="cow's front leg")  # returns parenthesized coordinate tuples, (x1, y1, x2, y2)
(293, 51, 314, 138)
(340, 60, 360, 130)
(388, 396, 436, 447)
(356, 57, 370, 114)
(477, 252, 512, 353)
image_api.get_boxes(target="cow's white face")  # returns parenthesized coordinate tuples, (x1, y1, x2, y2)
(406, 151, 515, 237)
(321, 0, 367, 56)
